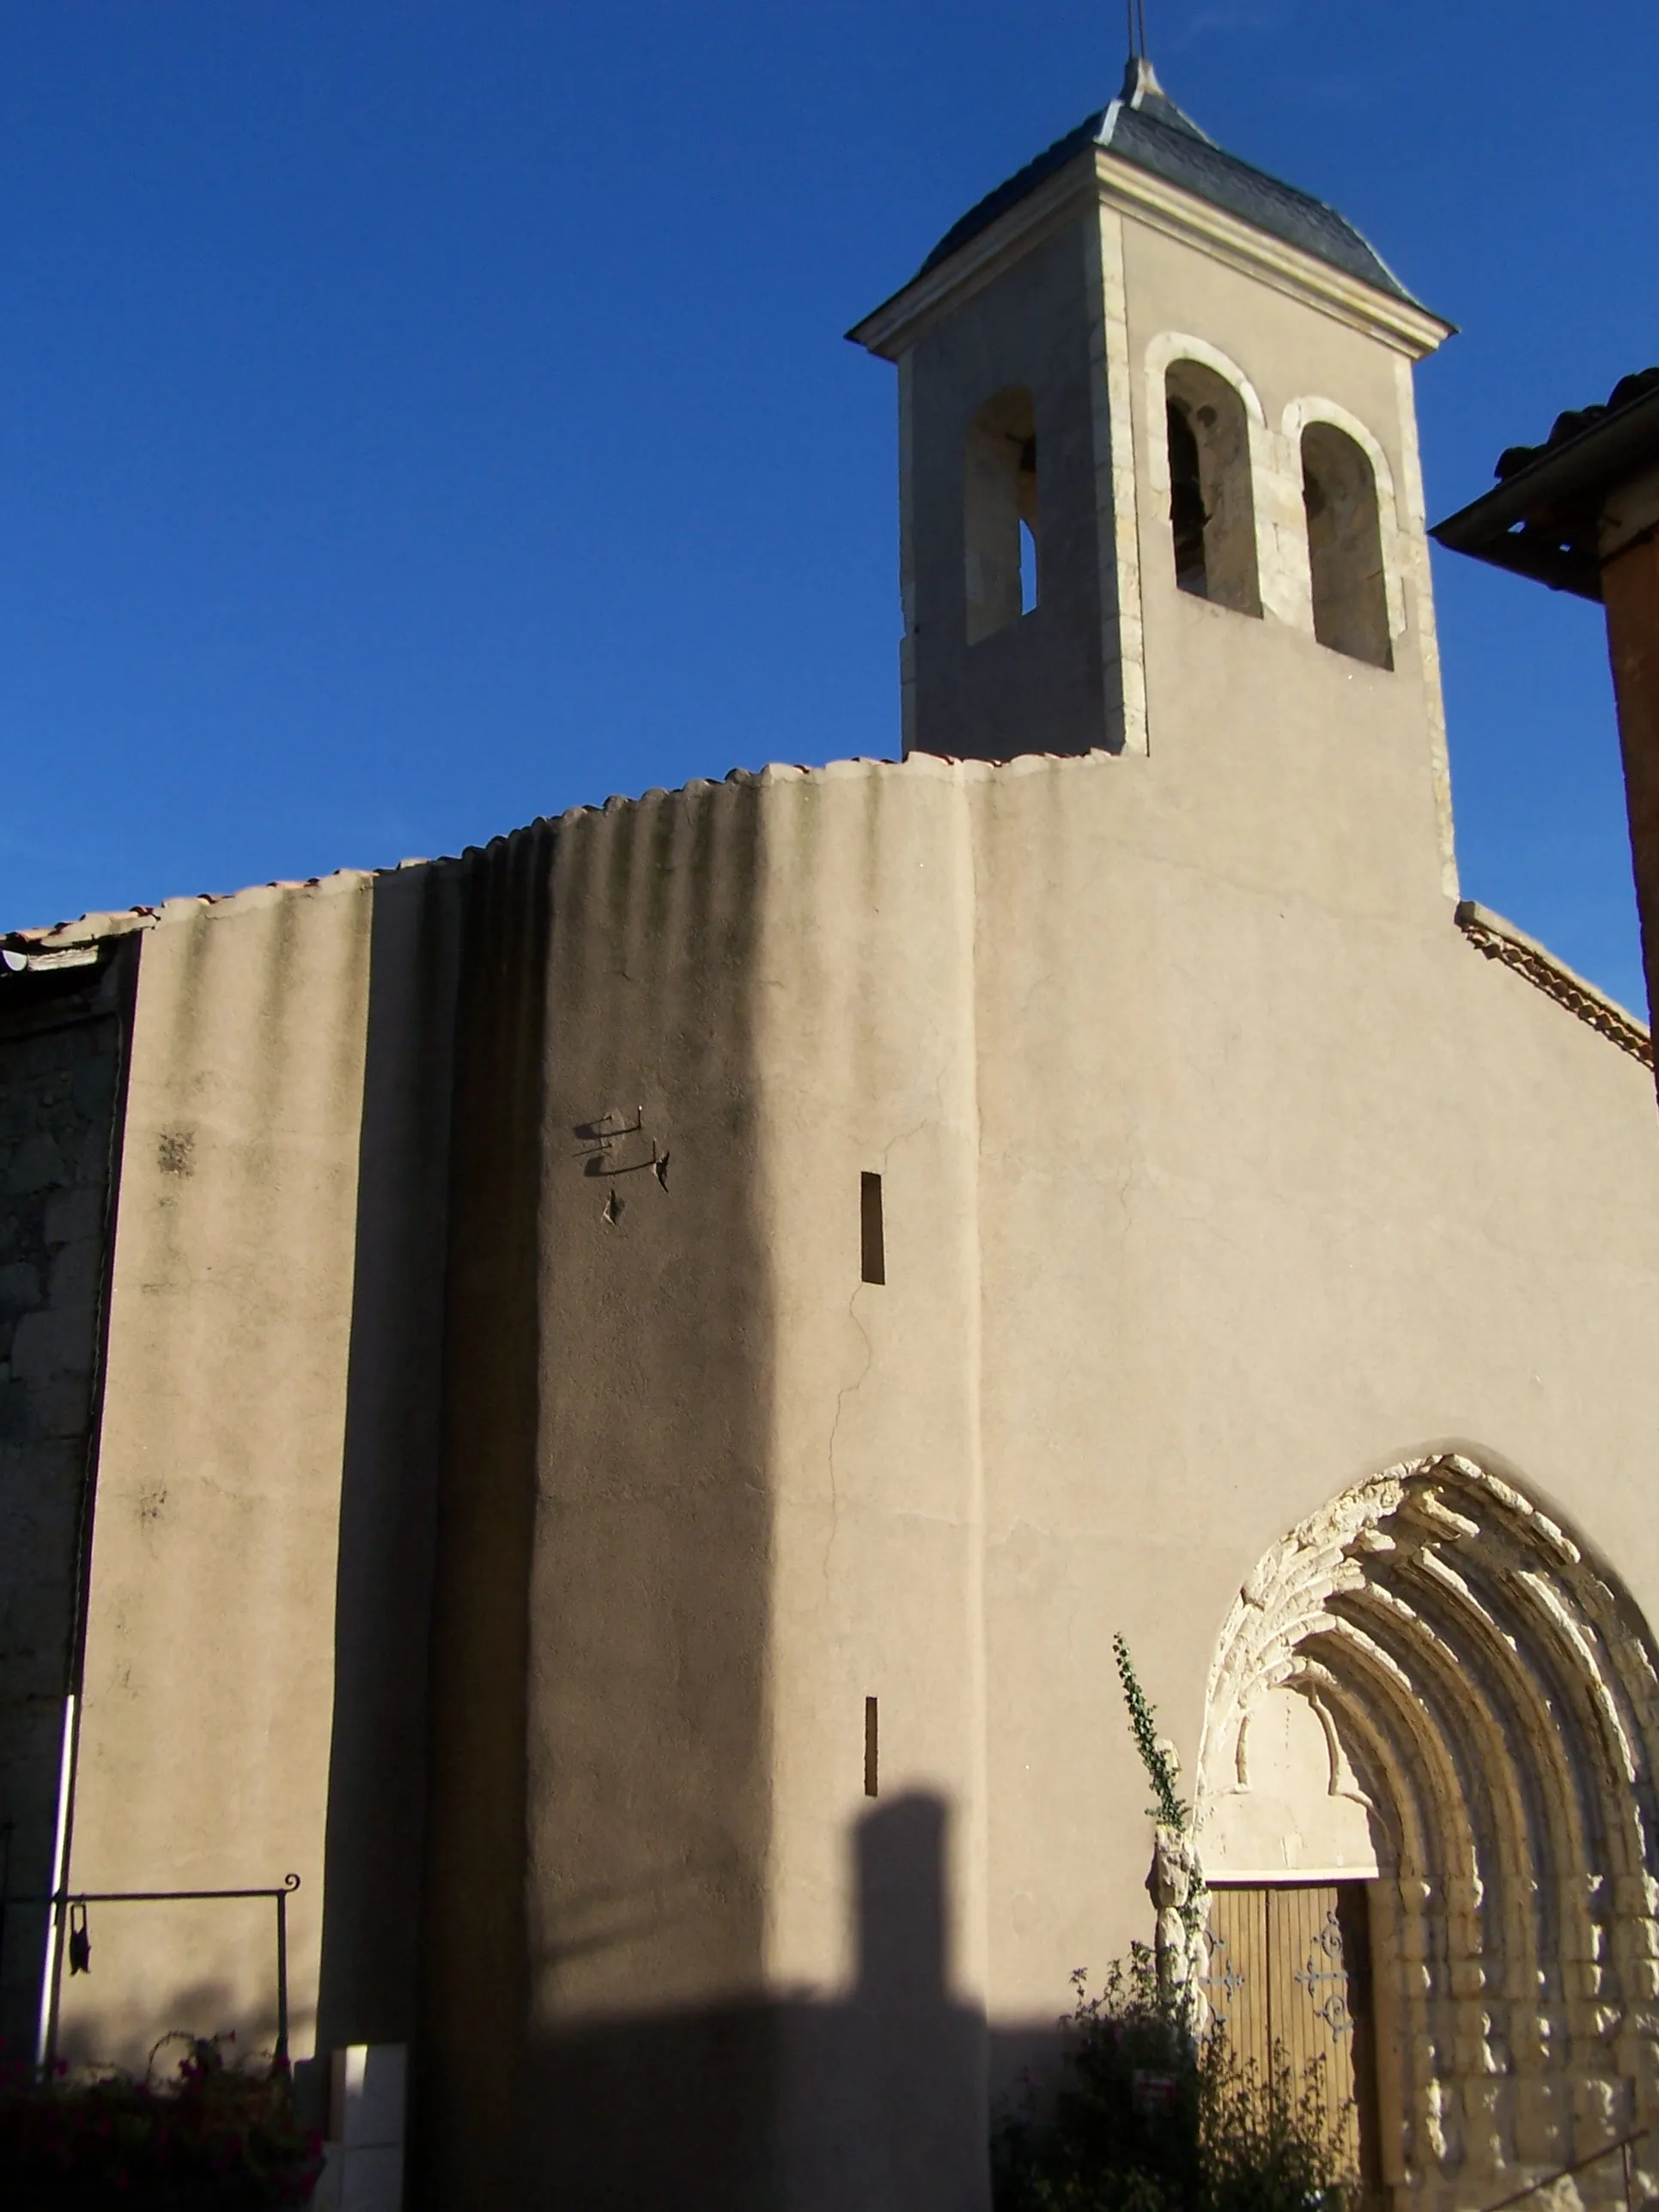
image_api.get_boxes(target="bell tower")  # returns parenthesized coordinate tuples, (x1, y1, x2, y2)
(850, 52, 1455, 873)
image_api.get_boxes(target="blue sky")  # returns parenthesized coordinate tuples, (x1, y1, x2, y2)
(2, 1, 1653, 1015)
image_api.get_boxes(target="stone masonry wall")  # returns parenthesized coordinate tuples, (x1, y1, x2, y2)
(0, 957, 126, 2051)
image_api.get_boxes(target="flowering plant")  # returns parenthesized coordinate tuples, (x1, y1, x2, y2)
(0, 2032, 325, 2210)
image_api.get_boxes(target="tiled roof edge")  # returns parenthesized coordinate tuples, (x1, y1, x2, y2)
(3, 864, 390, 952)
(7, 750, 1149, 944)
(1455, 900, 1652, 1068)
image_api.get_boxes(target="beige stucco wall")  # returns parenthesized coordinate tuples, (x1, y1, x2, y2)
(513, 786, 780, 2203)
(965, 750, 1659, 2027)
(753, 761, 992, 2207)
(425, 744, 1658, 2208)
(684, 744, 1659, 2061)
(57, 875, 374, 2068)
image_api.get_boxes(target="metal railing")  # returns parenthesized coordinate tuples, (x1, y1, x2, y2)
(0, 1869, 301, 2075)
(1484, 2129, 1650, 2212)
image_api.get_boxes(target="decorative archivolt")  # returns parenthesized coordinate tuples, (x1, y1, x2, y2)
(1195, 1453, 1659, 2212)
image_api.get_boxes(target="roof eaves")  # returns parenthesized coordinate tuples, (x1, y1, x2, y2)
(1431, 381, 1659, 601)
(913, 110, 1109, 278)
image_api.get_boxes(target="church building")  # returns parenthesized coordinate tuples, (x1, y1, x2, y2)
(4, 50, 1659, 2212)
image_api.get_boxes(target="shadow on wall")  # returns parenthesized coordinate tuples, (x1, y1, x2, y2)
(310, 858, 465, 2100)
(310, 825, 557, 2168)
(303, 791, 793, 2198)
(158, 809, 1064, 2208)
(515, 1791, 1049, 2212)
(306, 816, 1066, 2209)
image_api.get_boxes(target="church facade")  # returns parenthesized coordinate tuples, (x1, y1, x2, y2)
(4, 54, 1659, 2212)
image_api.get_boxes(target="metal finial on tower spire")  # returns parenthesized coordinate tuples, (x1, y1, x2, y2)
(1120, 4, 1164, 112)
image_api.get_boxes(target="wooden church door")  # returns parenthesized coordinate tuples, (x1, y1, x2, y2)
(1204, 1882, 1380, 2186)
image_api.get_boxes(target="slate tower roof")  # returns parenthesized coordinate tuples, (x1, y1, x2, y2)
(919, 55, 1416, 305)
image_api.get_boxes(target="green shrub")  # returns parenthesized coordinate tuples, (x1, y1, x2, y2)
(994, 1952, 1354, 2212)
(0, 2033, 325, 2211)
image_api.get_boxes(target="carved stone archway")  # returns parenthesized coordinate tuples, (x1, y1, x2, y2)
(1195, 1454, 1659, 2212)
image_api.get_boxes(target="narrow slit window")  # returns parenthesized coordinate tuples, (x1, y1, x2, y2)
(860, 1171, 885, 1285)
(865, 1696, 879, 1797)
(1164, 361, 1261, 617)
(1301, 422, 1392, 669)
(964, 386, 1038, 642)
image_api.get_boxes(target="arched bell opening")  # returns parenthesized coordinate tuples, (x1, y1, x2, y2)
(1301, 419, 1393, 667)
(1164, 357, 1261, 617)
(963, 386, 1039, 645)
(1196, 1454, 1659, 2212)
